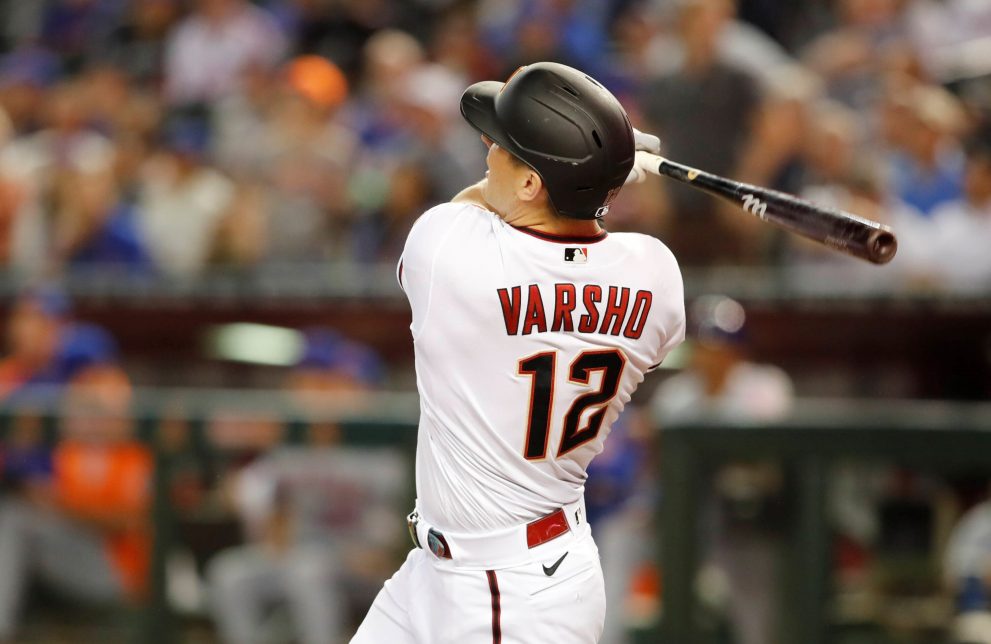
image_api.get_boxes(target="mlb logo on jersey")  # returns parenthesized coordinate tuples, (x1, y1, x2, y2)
(565, 247, 588, 263)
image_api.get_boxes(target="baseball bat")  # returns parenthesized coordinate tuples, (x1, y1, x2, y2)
(638, 153, 897, 265)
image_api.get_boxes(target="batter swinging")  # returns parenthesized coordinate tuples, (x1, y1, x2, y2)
(351, 61, 685, 644)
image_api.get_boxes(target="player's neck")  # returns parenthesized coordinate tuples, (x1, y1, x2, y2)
(507, 206, 603, 237)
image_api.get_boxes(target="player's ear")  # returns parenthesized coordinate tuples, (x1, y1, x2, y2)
(516, 167, 544, 203)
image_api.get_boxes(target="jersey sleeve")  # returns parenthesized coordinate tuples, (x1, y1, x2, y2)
(398, 203, 466, 335)
(645, 237, 686, 370)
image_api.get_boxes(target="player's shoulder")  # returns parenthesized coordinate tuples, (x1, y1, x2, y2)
(607, 230, 681, 272)
(417, 200, 493, 224)
(408, 201, 494, 240)
(402, 200, 498, 268)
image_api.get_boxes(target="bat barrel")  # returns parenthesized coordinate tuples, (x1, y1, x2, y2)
(789, 203, 897, 265)
(653, 158, 899, 265)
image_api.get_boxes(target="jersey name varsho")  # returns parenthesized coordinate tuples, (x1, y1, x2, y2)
(496, 283, 653, 339)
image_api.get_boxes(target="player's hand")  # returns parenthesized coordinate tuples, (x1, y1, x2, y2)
(625, 150, 659, 185)
(633, 128, 661, 155)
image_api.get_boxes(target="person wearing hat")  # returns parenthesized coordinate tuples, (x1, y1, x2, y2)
(351, 62, 684, 643)
(0, 363, 152, 642)
(0, 288, 122, 403)
(207, 328, 403, 644)
(651, 295, 794, 644)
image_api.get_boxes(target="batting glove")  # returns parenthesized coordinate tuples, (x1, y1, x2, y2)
(625, 150, 660, 185)
(633, 128, 661, 154)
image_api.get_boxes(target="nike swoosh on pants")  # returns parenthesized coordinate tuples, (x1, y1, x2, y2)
(542, 552, 568, 576)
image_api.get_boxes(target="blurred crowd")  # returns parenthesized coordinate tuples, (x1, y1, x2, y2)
(0, 288, 150, 642)
(0, 0, 984, 289)
(0, 0, 990, 642)
(0, 285, 408, 643)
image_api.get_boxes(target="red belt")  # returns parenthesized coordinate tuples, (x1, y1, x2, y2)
(408, 508, 572, 560)
(525, 508, 570, 548)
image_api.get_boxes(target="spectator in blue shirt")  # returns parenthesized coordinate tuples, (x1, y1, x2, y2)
(880, 83, 967, 217)
(55, 165, 154, 273)
(0, 288, 123, 404)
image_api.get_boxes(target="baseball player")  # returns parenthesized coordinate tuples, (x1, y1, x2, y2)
(351, 62, 685, 643)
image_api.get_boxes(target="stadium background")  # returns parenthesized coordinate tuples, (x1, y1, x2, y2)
(0, 0, 990, 642)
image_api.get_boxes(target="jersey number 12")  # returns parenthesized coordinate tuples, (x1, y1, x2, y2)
(518, 349, 626, 460)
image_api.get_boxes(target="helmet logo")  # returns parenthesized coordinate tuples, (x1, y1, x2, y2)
(595, 185, 622, 217)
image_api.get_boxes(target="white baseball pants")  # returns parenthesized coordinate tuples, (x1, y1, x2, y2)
(351, 531, 606, 643)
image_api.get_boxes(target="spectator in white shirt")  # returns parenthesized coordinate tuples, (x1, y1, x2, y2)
(925, 132, 991, 291)
(652, 296, 794, 644)
(164, 0, 287, 106)
(137, 116, 235, 278)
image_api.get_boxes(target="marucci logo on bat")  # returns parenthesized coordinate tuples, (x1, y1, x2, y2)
(741, 194, 768, 219)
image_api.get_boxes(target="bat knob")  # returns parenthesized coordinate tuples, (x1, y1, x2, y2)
(870, 230, 898, 265)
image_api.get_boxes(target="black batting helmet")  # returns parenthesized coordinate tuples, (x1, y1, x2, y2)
(460, 62, 635, 220)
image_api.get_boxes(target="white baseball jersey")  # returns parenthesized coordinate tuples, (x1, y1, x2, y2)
(399, 202, 685, 534)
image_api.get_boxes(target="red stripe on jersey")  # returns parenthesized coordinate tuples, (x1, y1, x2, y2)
(512, 226, 608, 244)
(486, 570, 502, 644)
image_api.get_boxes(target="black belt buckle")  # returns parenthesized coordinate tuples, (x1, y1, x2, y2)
(407, 510, 422, 549)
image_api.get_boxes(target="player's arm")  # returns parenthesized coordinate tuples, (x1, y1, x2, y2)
(397, 203, 463, 334)
(647, 239, 687, 369)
